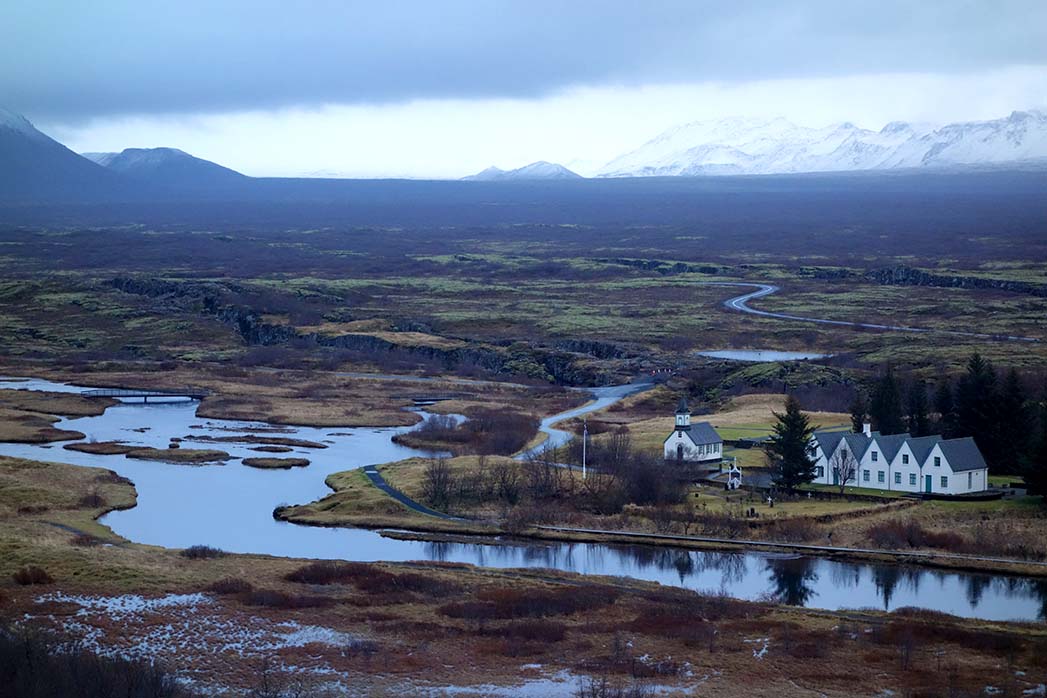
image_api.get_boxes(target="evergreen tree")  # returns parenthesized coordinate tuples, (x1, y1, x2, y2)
(849, 392, 868, 434)
(1023, 405, 1047, 503)
(869, 366, 905, 435)
(767, 395, 818, 492)
(933, 379, 957, 438)
(905, 380, 930, 437)
(955, 353, 999, 464)
(997, 369, 1031, 475)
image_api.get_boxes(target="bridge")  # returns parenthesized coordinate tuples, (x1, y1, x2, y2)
(80, 387, 211, 402)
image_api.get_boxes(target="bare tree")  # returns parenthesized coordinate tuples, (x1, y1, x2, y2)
(422, 457, 455, 511)
(491, 459, 521, 505)
(828, 446, 859, 494)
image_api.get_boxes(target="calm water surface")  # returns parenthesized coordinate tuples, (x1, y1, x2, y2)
(697, 349, 832, 362)
(0, 376, 1043, 622)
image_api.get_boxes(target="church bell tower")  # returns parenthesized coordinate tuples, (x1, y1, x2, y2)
(675, 397, 691, 431)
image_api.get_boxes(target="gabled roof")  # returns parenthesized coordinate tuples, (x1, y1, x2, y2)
(938, 437, 989, 472)
(812, 430, 846, 457)
(904, 436, 940, 464)
(665, 421, 721, 445)
(840, 433, 873, 460)
(871, 432, 911, 463)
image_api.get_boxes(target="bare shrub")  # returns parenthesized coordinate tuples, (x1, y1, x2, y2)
(422, 457, 455, 511)
(765, 517, 819, 542)
(441, 586, 617, 620)
(574, 676, 654, 698)
(179, 545, 227, 560)
(12, 565, 53, 585)
(0, 624, 195, 697)
(239, 589, 335, 609)
(207, 577, 254, 595)
(70, 533, 104, 547)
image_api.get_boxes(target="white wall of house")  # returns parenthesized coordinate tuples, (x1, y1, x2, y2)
(811, 435, 988, 495)
(663, 431, 722, 462)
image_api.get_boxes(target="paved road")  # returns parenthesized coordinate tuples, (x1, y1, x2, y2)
(362, 381, 656, 519)
(705, 281, 1040, 343)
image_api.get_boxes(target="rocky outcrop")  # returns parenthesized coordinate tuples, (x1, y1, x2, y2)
(107, 276, 618, 386)
(867, 266, 1047, 298)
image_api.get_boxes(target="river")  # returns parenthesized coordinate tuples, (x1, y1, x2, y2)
(0, 376, 1044, 622)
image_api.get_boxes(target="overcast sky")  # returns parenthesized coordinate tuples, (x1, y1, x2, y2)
(4, 1, 1047, 178)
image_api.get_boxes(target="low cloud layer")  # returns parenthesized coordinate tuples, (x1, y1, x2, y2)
(5, 0, 1047, 121)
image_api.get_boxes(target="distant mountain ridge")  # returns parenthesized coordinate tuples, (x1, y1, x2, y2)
(598, 110, 1047, 177)
(463, 161, 582, 181)
(84, 147, 244, 186)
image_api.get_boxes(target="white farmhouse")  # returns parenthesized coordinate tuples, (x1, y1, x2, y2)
(663, 398, 724, 463)
(810, 424, 989, 495)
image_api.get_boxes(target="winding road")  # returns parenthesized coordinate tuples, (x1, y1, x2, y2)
(706, 281, 1040, 343)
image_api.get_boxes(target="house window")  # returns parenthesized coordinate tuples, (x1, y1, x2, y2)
(909, 473, 917, 486)
(894, 472, 901, 484)
(902, 454, 909, 465)
(817, 466, 825, 477)
(877, 471, 885, 483)
(871, 451, 879, 462)
(863, 470, 870, 482)
(968, 472, 972, 488)
(934, 456, 941, 467)
(940, 476, 948, 489)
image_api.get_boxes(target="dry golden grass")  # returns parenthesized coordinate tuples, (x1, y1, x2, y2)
(0, 406, 84, 443)
(0, 389, 116, 417)
(63, 441, 139, 455)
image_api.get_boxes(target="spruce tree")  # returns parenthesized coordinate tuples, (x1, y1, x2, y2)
(849, 392, 868, 434)
(933, 379, 957, 438)
(956, 353, 999, 462)
(1024, 406, 1047, 503)
(869, 366, 905, 435)
(767, 395, 818, 492)
(905, 380, 930, 437)
(997, 369, 1031, 475)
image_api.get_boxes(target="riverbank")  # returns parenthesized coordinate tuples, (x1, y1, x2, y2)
(2, 455, 1045, 697)
(0, 361, 583, 429)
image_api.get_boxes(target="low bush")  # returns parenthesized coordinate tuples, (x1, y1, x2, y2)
(285, 561, 461, 595)
(441, 586, 617, 620)
(70, 534, 104, 547)
(483, 619, 567, 642)
(866, 520, 967, 552)
(12, 566, 54, 585)
(207, 578, 254, 595)
(765, 517, 819, 542)
(17, 505, 49, 515)
(239, 589, 335, 609)
(179, 545, 226, 560)
(0, 625, 195, 697)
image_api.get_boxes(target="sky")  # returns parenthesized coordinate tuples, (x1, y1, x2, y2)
(4, 0, 1047, 178)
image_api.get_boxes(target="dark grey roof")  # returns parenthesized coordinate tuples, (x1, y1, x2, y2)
(938, 437, 989, 472)
(841, 433, 873, 460)
(813, 430, 988, 473)
(905, 436, 940, 464)
(873, 433, 911, 463)
(687, 421, 722, 445)
(676, 397, 689, 414)
(813, 430, 846, 457)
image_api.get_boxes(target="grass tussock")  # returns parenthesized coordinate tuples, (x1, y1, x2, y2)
(441, 586, 617, 620)
(284, 560, 461, 596)
(12, 565, 54, 586)
(206, 578, 254, 595)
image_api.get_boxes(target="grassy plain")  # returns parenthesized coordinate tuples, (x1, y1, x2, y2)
(2, 455, 1046, 697)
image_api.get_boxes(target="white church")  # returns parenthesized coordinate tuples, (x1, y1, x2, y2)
(663, 398, 724, 464)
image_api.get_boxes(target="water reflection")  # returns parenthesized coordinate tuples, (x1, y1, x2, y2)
(0, 376, 1045, 622)
(766, 556, 818, 607)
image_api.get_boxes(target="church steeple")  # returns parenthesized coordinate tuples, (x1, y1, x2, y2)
(675, 397, 691, 430)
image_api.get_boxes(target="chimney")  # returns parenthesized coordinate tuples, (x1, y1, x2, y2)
(862, 422, 872, 437)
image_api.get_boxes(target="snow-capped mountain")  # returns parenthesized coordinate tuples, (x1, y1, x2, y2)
(598, 111, 1047, 177)
(463, 161, 582, 181)
(0, 107, 122, 202)
(84, 147, 244, 186)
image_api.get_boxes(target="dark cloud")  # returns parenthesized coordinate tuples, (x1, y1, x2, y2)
(4, 0, 1045, 121)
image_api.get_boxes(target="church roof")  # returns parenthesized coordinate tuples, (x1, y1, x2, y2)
(675, 397, 690, 414)
(666, 421, 721, 445)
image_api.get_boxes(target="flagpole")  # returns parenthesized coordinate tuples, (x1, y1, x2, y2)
(582, 417, 588, 480)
